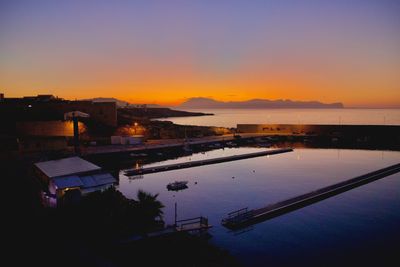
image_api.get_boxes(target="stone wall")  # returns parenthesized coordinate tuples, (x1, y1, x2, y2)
(237, 124, 400, 138)
(16, 121, 85, 137)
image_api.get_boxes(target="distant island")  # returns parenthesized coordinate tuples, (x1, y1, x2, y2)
(179, 97, 344, 109)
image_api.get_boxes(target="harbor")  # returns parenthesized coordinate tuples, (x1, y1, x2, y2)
(82, 133, 276, 157)
(5, 1, 400, 265)
(116, 147, 400, 266)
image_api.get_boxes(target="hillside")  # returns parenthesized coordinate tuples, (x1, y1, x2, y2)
(179, 97, 344, 109)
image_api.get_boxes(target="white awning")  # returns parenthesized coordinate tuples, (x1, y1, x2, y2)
(80, 173, 116, 188)
(53, 175, 84, 189)
(52, 173, 116, 190)
(92, 173, 116, 186)
(79, 175, 98, 188)
(35, 157, 101, 178)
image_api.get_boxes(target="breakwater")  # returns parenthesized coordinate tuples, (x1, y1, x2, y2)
(125, 148, 293, 176)
(222, 162, 400, 229)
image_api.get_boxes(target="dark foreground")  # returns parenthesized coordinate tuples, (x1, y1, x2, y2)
(8, 144, 400, 267)
(8, 157, 240, 267)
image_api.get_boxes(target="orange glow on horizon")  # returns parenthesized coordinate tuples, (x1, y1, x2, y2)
(2, 1, 400, 109)
(3, 77, 400, 108)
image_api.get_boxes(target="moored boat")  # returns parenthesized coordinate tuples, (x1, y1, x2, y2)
(167, 181, 189, 191)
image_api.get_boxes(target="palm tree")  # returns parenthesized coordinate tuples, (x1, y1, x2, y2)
(136, 190, 164, 221)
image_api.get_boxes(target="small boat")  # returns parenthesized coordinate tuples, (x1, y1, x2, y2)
(233, 134, 242, 139)
(183, 145, 192, 152)
(130, 153, 148, 157)
(226, 141, 237, 147)
(257, 143, 271, 148)
(214, 142, 222, 147)
(167, 181, 189, 191)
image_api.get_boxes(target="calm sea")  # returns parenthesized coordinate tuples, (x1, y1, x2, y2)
(117, 147, 400, 266)
(156, 108, 400, 128)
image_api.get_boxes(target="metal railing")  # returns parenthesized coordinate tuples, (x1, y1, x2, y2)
(222, 207, 254, 225)
(175, 216, 209, 231)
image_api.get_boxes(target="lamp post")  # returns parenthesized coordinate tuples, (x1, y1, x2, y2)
(73, 114, 79, 153)
(134, 122, 138, 135)
(64, 111, 89, 155)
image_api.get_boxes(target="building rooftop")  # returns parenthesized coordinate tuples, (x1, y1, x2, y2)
(35, 156, 101, 178)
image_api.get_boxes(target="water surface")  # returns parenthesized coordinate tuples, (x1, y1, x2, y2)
(156, 108, 400, 127)
(117, 148, 400, 266)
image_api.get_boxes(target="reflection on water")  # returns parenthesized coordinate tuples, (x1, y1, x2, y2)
(117, 148, 400, 266)
(156, 108, 400, 127)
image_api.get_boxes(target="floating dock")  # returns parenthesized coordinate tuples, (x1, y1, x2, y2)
(175, 216, 212, 232)
(124, 148, 293, 176)
(121, 216, 212, 242)
(222, 163, 400, 230)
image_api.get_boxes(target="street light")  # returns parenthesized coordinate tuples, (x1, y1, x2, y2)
(133, 122, 138, 135)
(64, 111, 90, 155)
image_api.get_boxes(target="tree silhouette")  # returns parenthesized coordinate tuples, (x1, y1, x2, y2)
(136, 190, 164, 230)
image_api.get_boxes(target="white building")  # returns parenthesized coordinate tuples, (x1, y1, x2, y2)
(35, 156, 116, 207)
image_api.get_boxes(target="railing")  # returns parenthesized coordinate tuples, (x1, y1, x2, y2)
(222, 207, 254, 224)
(227, 207, 249, 218)
(175, 216, 209, 231)
(222, 207, 254, 225)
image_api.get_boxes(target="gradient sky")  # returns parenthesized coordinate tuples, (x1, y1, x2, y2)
(1, 0, 399, 107)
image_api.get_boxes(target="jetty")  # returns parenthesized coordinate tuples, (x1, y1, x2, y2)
(175, 216, 212, 232)
(120, 216, 212, 243)
(222, 163, 400, 230)
(124, 148, 293, 176)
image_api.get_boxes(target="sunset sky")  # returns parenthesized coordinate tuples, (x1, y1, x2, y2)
(1, 0, 399, 107)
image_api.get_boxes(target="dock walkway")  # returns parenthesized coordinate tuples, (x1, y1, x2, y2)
(125, 148, 293, 176)
(120, 216, 212, 243)
(222, 163, 400, 229)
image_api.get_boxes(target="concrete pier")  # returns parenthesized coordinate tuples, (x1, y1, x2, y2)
(222, 162, 400, 230)
(124, 148, 293, 176)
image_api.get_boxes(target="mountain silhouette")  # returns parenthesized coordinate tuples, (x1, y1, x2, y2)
(179, 97, 344, 109)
